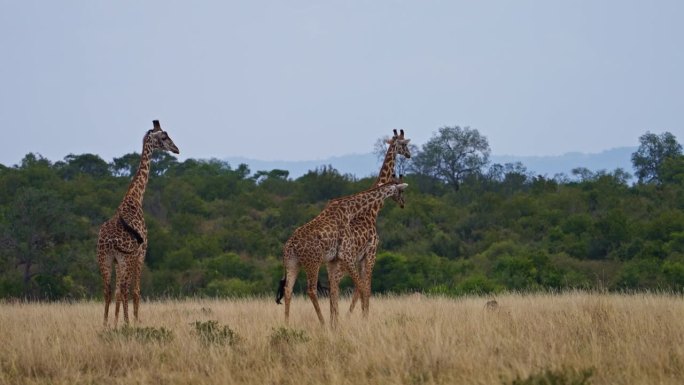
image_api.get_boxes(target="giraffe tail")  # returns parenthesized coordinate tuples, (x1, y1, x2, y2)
(275, 277, 286, 304)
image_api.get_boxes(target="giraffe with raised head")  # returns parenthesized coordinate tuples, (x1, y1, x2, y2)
(97, 120, 179, 327)
(276, 179, 409, 328)
(348, 129, 411, 315)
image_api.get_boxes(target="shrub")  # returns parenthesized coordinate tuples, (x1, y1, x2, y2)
(98, 326, 173, 343)
(204, 278, 256, 297)
(505, 367, 594, 385)
(269, 327, 309, 346)
(457, 274, 503, 295)
(191, 320, 240, 346)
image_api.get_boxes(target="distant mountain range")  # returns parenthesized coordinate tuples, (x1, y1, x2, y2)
(225, 146, 637, 180)
(492, 147, 636, 178)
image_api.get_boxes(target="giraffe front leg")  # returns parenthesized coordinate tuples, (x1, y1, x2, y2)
(120, 276, 130, 326)
(348, 259, 361, 314)
(349, 255, 370, 314)
(356, 259, 370, 317)
(361, 257, 376, 318)
(132, 245, 145, 323)
(349, 288, 360, 313)
(113, 260, 124, 328)
(132, 270, 141, 324)
(327, 260, 343, 329)
(116, 259, 131, 326)
(98, 251, 113, 328)
(340, 257, 366, 321)
(362, 238, 379, 318)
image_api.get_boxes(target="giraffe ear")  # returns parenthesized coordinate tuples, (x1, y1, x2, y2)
(397, 183, 409, 190)
(152, 120, 162, 132)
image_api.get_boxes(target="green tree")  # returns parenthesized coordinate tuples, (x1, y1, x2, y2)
(411, 126, 490, 191)
(55, 153, 110, 180)
(660, 155, 684, 184)
(110, 152, 140, 177)
(295, 165, 354, 203)
(631, 131, 682, 184)
(150, 151, 179, 176)
(2, 188, 70, 297)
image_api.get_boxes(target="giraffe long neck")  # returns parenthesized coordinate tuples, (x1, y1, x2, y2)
(344, 186, 392, 220)
(373, 142, 397, 187)
(123, 134, 154, 207)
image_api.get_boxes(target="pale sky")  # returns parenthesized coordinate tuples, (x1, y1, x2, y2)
(1, 1, 682, 166)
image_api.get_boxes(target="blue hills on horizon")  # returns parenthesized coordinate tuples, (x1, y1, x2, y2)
(225, 146, 637, 180)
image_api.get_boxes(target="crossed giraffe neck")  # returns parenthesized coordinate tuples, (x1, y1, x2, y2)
(278, 179, 408, 328)
(346, 129, 411, 315)
(330, 181, 405, 221)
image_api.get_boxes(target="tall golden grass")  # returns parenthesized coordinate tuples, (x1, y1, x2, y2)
(1, 293, 683, 385)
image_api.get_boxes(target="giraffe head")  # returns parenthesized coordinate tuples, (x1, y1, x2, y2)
(387, 129, 411, 159)
(379, 177, 409, 202)
(147, 120, 180, 154)
(389, 174, 407, 208)
(392, 179, 409, 194)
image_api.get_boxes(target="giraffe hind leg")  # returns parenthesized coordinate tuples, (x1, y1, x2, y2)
(276, 277, 286, 304)
(283, 268, 298, 324)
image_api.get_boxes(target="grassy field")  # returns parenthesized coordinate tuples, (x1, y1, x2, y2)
(1, 293, 683, 385)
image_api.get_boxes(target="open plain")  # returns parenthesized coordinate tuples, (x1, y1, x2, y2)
(1, 293, 683, 385)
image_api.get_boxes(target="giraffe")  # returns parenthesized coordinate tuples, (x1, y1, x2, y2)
(276, 179, 409, 328)
(348, 129, 411, 315)
(97, 120, 179, 327)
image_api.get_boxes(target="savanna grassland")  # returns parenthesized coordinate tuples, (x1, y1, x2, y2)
(1, 293, 683, 385)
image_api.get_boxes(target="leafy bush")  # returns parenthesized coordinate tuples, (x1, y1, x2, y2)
(191, 320, 240, 346)
(662, 260, 684, 291)
(506, 367, 594, 385)
(456, 274, 503, 295)
(613, 258, 662, 290)
(204, 278, 257, 297)
(494, 256, 538, 290)
(98, 326, 173, 343)
(269, 327, 309, 346)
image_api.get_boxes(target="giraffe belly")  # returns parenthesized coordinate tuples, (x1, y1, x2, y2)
(324, 246, 338, 262)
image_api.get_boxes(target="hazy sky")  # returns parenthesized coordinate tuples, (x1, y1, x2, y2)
(1, 1, 682, 166)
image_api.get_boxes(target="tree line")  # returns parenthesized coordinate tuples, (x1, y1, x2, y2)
(1, 128, 683, 300)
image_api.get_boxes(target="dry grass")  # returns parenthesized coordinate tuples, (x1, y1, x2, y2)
(1, 293, 683, 385)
